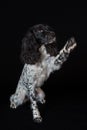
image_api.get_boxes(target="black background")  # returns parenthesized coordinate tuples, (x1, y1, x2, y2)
(0, 5, 87, 130)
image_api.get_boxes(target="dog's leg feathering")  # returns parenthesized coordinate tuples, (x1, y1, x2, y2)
(54, 37, 77, 66)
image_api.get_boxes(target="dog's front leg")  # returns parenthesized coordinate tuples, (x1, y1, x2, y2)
(54, 37, 77, 69)
(29, 85, 42, 123)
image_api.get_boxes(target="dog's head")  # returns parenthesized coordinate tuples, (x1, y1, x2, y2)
(20, 24, 58, 64)
(30, 24, 56, 45)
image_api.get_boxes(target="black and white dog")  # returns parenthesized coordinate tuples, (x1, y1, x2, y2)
(10, 24, 77, 123)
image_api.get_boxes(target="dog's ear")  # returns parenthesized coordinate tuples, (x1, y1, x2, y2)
(20, 31, 41, 64)
(20, 31, 33, 64)
(21, 37, 27, 52)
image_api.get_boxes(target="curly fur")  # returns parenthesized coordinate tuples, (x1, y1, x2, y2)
(10, 24, 77, 123)
(20, 24, 58, 64)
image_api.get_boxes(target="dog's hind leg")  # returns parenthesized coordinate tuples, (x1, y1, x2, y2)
(35, 88, 46, 104)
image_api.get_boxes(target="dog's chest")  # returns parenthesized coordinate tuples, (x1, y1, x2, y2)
(24, 56, 54, 87)
(35, 57, 53, 87)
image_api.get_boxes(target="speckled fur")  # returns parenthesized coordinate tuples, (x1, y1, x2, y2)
(10, 35, 76, 123)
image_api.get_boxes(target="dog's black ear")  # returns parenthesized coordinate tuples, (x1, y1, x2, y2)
(20, 31, 41, 64)
(20, 31, 33, 64)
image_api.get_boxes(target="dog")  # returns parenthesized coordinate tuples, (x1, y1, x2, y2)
(10, 24, 77, 123)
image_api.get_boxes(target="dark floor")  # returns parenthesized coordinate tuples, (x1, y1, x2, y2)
(1, 92, 87, 130)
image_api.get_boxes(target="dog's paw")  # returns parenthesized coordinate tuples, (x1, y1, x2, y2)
(10, 102, 17, 109)
(34, 116, 42, 123)
(65, 37, 77, 53)
(39, 99, 46, 104)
